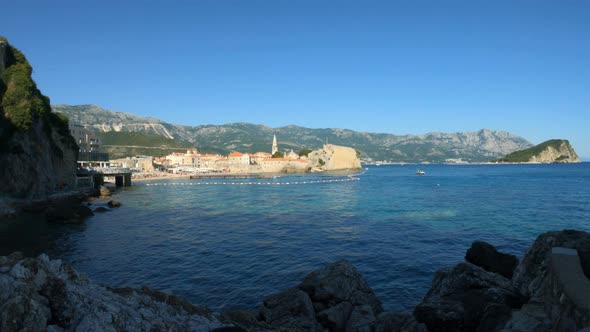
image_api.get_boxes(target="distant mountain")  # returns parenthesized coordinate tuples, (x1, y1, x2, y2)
(96, 131, 194, 159)
(53, 105, 533, 163)
(498, 139, 581, 163)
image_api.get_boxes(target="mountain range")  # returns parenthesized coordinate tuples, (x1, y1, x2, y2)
(53, 105, 533, 163)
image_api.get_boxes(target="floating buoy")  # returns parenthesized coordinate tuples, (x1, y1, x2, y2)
(144, 174, 362, 188)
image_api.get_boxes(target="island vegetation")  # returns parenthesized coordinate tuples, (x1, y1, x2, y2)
(497, 139, 580, 163)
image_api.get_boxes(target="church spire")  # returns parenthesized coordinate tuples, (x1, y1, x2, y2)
(272, 134, 278, 155)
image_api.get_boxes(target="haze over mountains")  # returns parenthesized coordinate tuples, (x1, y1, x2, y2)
(53, 105, 533, 163)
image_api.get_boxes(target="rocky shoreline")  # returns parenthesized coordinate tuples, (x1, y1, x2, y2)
(0, 185, 123, 222)
(1, 229, 590, 331)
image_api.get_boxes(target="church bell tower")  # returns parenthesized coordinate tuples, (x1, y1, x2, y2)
(272, 134, 278, 155)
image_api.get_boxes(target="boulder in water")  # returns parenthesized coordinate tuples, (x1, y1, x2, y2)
(107, 200, 121, 208)
(99, 186, 111, 198)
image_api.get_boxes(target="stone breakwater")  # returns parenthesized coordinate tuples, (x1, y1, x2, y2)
(1, 229, 590, 331)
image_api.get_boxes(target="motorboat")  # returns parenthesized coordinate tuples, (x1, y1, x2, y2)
(416, 169, 426, 175)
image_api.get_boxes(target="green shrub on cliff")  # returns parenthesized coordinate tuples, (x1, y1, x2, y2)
(0, 37, 77, 153)
(1, 44, 49, 131)
(298, 149, 312, 157)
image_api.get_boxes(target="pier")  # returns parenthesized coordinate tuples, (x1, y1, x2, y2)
(77, 167, 133, 188)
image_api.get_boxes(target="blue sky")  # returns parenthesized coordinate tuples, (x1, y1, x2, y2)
(2, 1, 589, 158)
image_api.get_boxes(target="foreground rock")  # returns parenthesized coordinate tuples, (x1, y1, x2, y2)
(298, 259, 383, 330)
(504, 230, 590, 331)
(465, 241, 519, 279)
(3, 230, 590, 331)
(250, 259, 427, 332)
(374, 312, 428, 332)
(414, 262, 526, 332)
(0, 254, 418, 332)
(415, 230, 590, 332)
(0, 253, 228, 331)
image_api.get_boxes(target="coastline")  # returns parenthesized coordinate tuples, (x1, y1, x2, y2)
(0, 188, 97, 219)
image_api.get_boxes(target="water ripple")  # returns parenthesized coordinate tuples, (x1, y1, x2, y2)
(3, 164, 590, 312)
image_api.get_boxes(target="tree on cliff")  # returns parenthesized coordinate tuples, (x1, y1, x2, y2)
(298, 149, 312, 157)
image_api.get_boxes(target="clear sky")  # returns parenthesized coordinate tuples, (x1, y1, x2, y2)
(2, 1, 589, 158)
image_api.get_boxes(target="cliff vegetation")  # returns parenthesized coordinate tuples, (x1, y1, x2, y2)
(498, 139, 581, 163)
(0, 37, 78, 197)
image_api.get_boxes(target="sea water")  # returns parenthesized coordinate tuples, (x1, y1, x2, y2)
(1, 163, 589, 311)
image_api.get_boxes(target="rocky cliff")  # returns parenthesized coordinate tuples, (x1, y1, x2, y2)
(498, 139, 581, 163)
(308, 144, 362, 171)
(53, 104, 533, 163)
(0, 38, 78, 199)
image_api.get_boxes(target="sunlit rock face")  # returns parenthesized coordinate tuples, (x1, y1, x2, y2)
(308, 144, 362, 171)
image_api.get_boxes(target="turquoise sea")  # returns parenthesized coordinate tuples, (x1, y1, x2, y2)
(1, 163, 590, 312)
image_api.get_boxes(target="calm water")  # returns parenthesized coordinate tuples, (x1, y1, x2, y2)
(2, 164, 590, 312)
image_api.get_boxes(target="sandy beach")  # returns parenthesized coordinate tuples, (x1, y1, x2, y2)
(131, 172, 190, 182)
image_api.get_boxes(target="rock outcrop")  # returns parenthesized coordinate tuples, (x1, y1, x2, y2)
(308, 144, 361, 171)
(465, 241, 519, 279)
(504, 230, 590, 331)
(415, 231, 590, 332)
(256, 259, 388, 331)
(107, 200, 122, 208)
(99, 185, 112, 198)
(498, 139, 581, 163)
(0, 38, 78, 199)
(0, 253, 228, 331)
(414, 262, 526, 332)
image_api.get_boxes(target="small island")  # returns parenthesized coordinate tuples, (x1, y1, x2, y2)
(497, 139, 581, 163)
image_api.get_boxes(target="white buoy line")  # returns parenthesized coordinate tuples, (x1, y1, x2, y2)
(145, 172, 364, 187)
